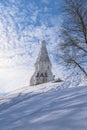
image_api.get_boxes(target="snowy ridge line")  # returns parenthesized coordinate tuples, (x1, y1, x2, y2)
(0, 79, 81, 102)
(0, 82, 61, 104)
(6, 82, 61, 95)
(0, 80, 84, 106)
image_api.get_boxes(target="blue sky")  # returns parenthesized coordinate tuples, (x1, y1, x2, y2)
(0, 0, 64, 93)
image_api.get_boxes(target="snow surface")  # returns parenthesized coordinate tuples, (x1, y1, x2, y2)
(0, 82, 87, 130)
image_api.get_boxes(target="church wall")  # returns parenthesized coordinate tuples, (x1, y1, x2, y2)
(30, 40, 54, 86)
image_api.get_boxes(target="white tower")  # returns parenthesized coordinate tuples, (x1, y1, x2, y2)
(30, 40, 54, 86)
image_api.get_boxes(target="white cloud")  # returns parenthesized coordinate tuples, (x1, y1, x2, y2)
(42, 0, 49, 4)
(0, 66, 34, 93)
(44, 6, 49, 12)
(0, 0, 62, 93)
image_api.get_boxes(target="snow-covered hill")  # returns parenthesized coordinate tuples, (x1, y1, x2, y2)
(0, 82, 87, 130)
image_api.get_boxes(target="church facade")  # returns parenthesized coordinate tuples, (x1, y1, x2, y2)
(30, 40, 54, 86)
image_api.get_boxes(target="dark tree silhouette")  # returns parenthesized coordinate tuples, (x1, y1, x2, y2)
(58, 0, 87, 76)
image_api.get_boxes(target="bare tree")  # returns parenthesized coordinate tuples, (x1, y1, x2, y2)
(58, 0, 87, 76)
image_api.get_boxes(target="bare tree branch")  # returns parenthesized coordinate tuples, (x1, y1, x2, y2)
(57, 0, 87, 76)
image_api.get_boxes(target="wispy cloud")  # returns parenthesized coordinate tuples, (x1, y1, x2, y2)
(42, 0, 49, 4)
(0, 0, 62, 93)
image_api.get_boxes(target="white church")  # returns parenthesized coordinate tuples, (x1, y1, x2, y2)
(30, 40, 54, 86)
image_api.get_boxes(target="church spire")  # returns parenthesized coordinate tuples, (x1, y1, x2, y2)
(35, 40, 51, 65)
(30, 40, 54, 86)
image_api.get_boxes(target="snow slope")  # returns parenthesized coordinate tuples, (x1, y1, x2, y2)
(0, 82, 87, 130)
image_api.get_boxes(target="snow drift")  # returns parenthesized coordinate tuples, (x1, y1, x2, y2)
(0, 82, 87, 130)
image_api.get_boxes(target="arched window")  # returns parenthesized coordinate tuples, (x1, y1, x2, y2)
(40, 73, 44, 77)
(45, 72, 47, 77)
(36, 73, 39, 77)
